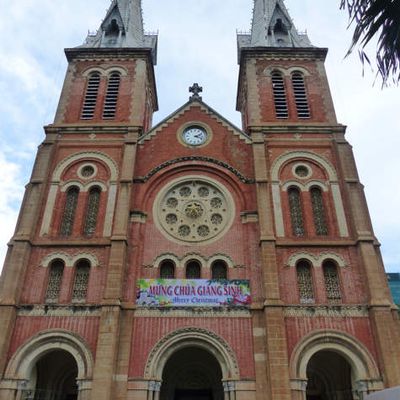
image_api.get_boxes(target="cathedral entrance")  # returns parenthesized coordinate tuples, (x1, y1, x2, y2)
(160, 347, 224, 400)
(306, 351, 353, 400)
(32, 350, 78, 400)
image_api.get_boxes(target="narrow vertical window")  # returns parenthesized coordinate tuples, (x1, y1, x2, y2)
(60, 187, 79, 236)
(292, 72, 310, 118)
(45, 260, 64, 303)
(186, 261, 201, 279)
(323, 261, 342, 303)
(160, 260, 175, 279)
(311, 187, 328, 235)
(297, 261, 314, 303)
(72, 260, 91, 302)
(211, 261, 228, 280)
(288, 187, 305, 236)
(81, 72, 101, 119)
(271, 71, 289, 119)
(83, 187, 101, 236)
(102, 72, 121, 119)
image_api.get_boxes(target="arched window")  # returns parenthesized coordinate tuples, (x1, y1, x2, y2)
(60, 186, 79, 236)
(160, 260, 175, 279)
(45, 260, 64, 303)
(72, 260, 91, 302)
(211, 261, 228, 280)
(311, 187, 328, 236)
(186, 260, 201, 279)
(291, 72, 310, 118)
(83, 186, 101, 236)
(297, 261, 314, 303)
(102, 72, 121, 119)
(271, 71, 288, 119)
(323, 261, 342, 303)
(81, 72, 101, 120)
(288, 187, 305, 236)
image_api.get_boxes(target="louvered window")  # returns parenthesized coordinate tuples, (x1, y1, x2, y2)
(102, 72, 121, 119)
(211, 261, 228, 280)
(311, 187, 328, 236)
(83, 187, 101, 236)
(292, 72, 310, 118)
(186, 261, 201, 279)
(60, 187, 79, 236)
(45, 260, 64, 303)
(288, 187, 305, 236)
(323, 261, 342, 303)
(160, 260, 175, 279)
(271, 72, 288, 119)
(297, 261, 314, 303)
(81, 73, 101, 120)
(72, 260, 91, 302)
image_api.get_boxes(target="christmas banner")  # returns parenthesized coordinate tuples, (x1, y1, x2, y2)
(136, 279, 251, 308)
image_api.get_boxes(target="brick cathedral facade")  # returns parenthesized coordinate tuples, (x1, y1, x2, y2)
(0, 1, 399, 400)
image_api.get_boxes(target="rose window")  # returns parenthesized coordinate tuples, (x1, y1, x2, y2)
(156, 179, 234, 243)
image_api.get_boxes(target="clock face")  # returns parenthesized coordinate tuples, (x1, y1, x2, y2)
(182, 126, 207, 146)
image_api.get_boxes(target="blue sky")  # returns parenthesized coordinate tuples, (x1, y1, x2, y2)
(0, 0, 398, 272)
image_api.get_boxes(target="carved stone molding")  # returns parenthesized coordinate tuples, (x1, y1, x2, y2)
(134, 156, 255, 184)
(284, 305, 368, 318)
(134, 308, 251, 318)
(17, 305, 101, 317)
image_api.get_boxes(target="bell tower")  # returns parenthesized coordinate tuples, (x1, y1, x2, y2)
(236, 1, 400, 399)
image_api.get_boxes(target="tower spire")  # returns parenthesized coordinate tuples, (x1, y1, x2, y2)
(79, 0, 157, 58)
(238, 0, 312, 50)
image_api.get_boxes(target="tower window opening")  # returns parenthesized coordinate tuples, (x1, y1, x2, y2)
(160, 260, 175, 279)
(102, 72, 121, 119)
(81, 72, 101, 120)
(323, 261, 342, 303)
(271, 72, 289, 119)
(83, 186, 101, 236)
(211, 261, 228, 280)
(45, 260, 64, 303)
(296, 261, 314, 303)
(72, 260, 91, 302)
(292, 72, 310, 118)
(60, 186, 79, 236)
(310, 187, 328, 235)
(288, 187, 305, 236)
(186, 260, 201, 279)
(274, 19, 288, 34)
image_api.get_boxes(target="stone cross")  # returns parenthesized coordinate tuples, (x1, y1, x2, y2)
(189, 83, 203, 100)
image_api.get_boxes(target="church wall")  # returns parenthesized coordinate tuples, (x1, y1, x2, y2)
(129, 316, 255, 379)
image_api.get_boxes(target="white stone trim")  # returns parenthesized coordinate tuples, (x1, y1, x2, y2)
(52, 152, 119, 182)
(40, 252, 100, 268)
(331, 183, 349, 237)
(103, 183, 117, 236)
(272, 183, 285, 237)
(289, 330, 382, 384)
(40, 183, 58, 236)
(4, 330, 94, 381)
(144, 327, 240, 380)
(286, 252, 347, 268)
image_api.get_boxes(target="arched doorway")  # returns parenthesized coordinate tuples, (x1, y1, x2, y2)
(306, 351, 353, 400)
(30, 349, 78, 400)
(160, 347, 224, 400)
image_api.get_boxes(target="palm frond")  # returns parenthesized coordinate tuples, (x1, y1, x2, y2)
(341, 0, 400, 85)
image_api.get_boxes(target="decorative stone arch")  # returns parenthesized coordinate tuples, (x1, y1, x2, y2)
(41, 252, 72, 268)
(181, 253, 206, 268)
(60, 181, 85, 192)
(289, 330, 383, 396)
(144, 327, 240, 381)
(40, 151, 119, 237)
(85, 181, 108, 192)
(105, 66, 128, 76)
(271, 151, 348, 237)
(263, 66, 287, 76)
(152, 253, 180, 269)
(82, 67, 106, 77)
(305, 181, 329, 192)
(287, 252, 347, 268)
(207, 254, 234, 270)
(287, 66, 311, 77)
(52, 151, 119, 183)
(41, 252, 99, 269)
(4, 330, 94, 397)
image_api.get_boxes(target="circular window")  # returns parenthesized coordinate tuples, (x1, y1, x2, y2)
(78, 164, 97, 179)
(154, 177, 234, 243)
(293, 164, 311, 179)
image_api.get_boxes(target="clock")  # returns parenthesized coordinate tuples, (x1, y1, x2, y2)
(182, 125, 208, 146)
